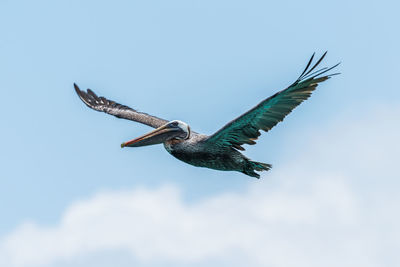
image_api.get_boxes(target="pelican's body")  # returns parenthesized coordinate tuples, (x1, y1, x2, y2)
(75, 52, 338, 178)
(163, 133, 270, 177)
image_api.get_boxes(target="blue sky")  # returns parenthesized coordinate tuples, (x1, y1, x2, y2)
(1, 0, 399, 266)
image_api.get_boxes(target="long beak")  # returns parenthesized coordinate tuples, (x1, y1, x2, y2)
(121, 124, 179, 148)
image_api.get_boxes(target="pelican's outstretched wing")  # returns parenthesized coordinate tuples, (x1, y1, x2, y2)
(205, 52, 339, 151)
(74, 84, 168, 128)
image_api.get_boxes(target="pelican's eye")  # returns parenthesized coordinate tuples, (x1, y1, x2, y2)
(170, 121, 179, 127)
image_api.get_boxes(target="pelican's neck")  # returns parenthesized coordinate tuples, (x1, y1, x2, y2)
(164, 138, 184, 150)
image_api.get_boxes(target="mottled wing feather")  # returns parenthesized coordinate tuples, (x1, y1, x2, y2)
(74, 84, 168, 128)
(205, 52, 339, 150)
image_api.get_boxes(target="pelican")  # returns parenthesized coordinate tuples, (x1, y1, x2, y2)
(75, 52, 338, 178)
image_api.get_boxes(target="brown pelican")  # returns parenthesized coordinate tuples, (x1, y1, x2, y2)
(75, 52, 338, 178)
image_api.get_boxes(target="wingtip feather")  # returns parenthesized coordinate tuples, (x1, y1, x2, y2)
(74, 83, 81, 93)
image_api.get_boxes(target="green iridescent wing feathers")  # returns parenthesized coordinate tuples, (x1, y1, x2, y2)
(205, 52, 339, 151)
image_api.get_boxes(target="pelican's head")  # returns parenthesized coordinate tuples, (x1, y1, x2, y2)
(121, 120, 190, 148)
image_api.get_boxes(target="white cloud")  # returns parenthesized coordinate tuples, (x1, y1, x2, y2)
(1, 105, 399, 267)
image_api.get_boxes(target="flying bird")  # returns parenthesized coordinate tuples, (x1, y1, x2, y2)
(75, 52, 338, 178)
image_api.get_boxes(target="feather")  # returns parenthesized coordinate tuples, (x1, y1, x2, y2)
(74, 84, 168, 128)
(205, 52, 339, 150)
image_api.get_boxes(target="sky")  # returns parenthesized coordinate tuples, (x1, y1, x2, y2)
(0, 0, 399, 266)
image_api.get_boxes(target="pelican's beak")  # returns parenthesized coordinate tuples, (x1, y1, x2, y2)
(121, 124, 179, 148)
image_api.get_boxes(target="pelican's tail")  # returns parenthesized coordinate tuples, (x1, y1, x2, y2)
(242, 161, 272, 178)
